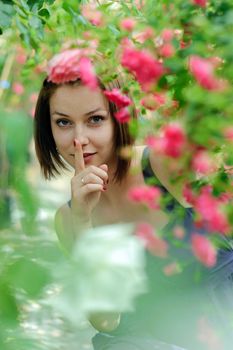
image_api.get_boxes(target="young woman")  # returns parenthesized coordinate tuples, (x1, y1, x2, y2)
(34, 74, 230, 350)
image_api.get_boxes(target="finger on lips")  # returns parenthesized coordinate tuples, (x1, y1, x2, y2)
(74, 138, 85, 174)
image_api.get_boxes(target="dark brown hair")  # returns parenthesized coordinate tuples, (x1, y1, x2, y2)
(34, 76, 137, 182)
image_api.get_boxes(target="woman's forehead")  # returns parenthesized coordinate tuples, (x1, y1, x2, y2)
(50, 84, 109, 112)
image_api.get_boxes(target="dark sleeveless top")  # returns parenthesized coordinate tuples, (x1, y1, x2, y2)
(91, 147, 233, 349)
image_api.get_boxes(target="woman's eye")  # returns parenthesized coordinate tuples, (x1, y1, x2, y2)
(56, 119, 71, 127)
(89, 115, 105, 125)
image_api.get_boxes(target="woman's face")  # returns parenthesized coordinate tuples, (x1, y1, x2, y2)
(50, 84, 116, 169)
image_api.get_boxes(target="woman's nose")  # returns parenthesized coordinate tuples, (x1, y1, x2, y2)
(74, 125, 89, 145)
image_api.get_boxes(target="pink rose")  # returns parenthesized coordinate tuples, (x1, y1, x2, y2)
(81, 4, 103, 27)
(189, 55, 227, 91)
(114, 108, 131, 123)
(12, 82, 24, 95)
(78, 56, 98, 90)
(161, 29, 174, 42)
(141, 92, 166, 110)
(121, 46, 165, 91)
(193, 0, 207, 8)
(162, 123, 186, 158)
(47, 49, 82, 84)
(128, 185, 161, 209)
(47, 49, 98, 89)
(191, 233, 217, 267)
(120, 18, 136, 32)
(159, 43, 175, 58)
(194, 186, 230, 234)
(135, 222, 168, 257)
(192, 150, 216, 175)
(163, 262, 181, 276)
(104, 88, 132, 108)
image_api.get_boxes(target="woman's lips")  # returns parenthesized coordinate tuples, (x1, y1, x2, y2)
(83, 152, 97, 163)
(83, 152, 97, 158)
(70, 152, 97, 164)
(70, 152, 97, 158)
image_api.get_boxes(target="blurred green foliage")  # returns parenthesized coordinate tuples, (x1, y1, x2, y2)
(0, 0, 233, 348)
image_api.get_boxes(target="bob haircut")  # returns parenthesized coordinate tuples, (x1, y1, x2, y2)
(34, 76, 137, 183)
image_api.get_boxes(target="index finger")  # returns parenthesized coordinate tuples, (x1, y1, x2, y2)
(74, 139, 85, 174)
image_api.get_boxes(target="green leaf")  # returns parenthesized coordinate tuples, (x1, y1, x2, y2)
(0, 282, 19, 326)
(7, 258, 51, 297)
(29, 15, 42, 30)
(18, 0, 30, 11)
(28, 0, 44, 10)
(0, 3, 15, 29)
(38, 8, 50, 19)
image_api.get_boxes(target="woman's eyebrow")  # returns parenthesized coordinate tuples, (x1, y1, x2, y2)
(84, 108, 108, 116)
(51, 108, 108, 118)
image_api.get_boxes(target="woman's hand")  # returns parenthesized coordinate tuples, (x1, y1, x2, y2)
(70, 139, 108, 224)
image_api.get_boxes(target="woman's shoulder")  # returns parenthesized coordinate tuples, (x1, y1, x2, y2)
(133, 145, 190, 208)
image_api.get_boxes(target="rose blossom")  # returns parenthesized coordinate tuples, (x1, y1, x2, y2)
(47, 49, 82, 84)
(114, 108, 131, 123)
(145, 124, 186, 159)
(135, 222, 168, 257)
(81, 4, 103, 27)
(12, 82, 24, 95)
(104, 89, 132, 108)
(121, 46, 165, 90)
(78, 56, 98, 90)
(194, 186, 230, 234)
(141, 92, 166, 110)
(192, 150, 216, 175)
(128, 185, 161, 210)
(47, 49, 98, 89)
(193, 0, 207, 7)
(159, 43, 175, 58)
(162, 123, 186, 158)
(161, 29, 174, 42)
(120, 18, 136, 32)
(133, 27, 155, 44)
(191, 233, 217, 267)
(189, 55, 226, 91)
(163, 262, 181, 276)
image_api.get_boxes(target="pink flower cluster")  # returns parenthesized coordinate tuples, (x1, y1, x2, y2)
(12, 82, 24, 95)
(146, 123, 186, 158)
(191, 233, 217, 267)
(121, 47, 165, 91)
(193, 0, 207, 7)
(81, 4, 103, 27)
(195, 187, 230, 234)
(189, 55, 227, 91)
(114, 108, 131, 123)
(135, 222, 168, 257)
(184, 185, 230, 235)
(47, 49, 98, 89)
(78, 56, 98, 90)
(141, 92, 166, 110)
(192, 150, 216, 176)
(120, 18, 136, 32)
(104, 88, 132, 108)
(128, 185, 161, 209)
